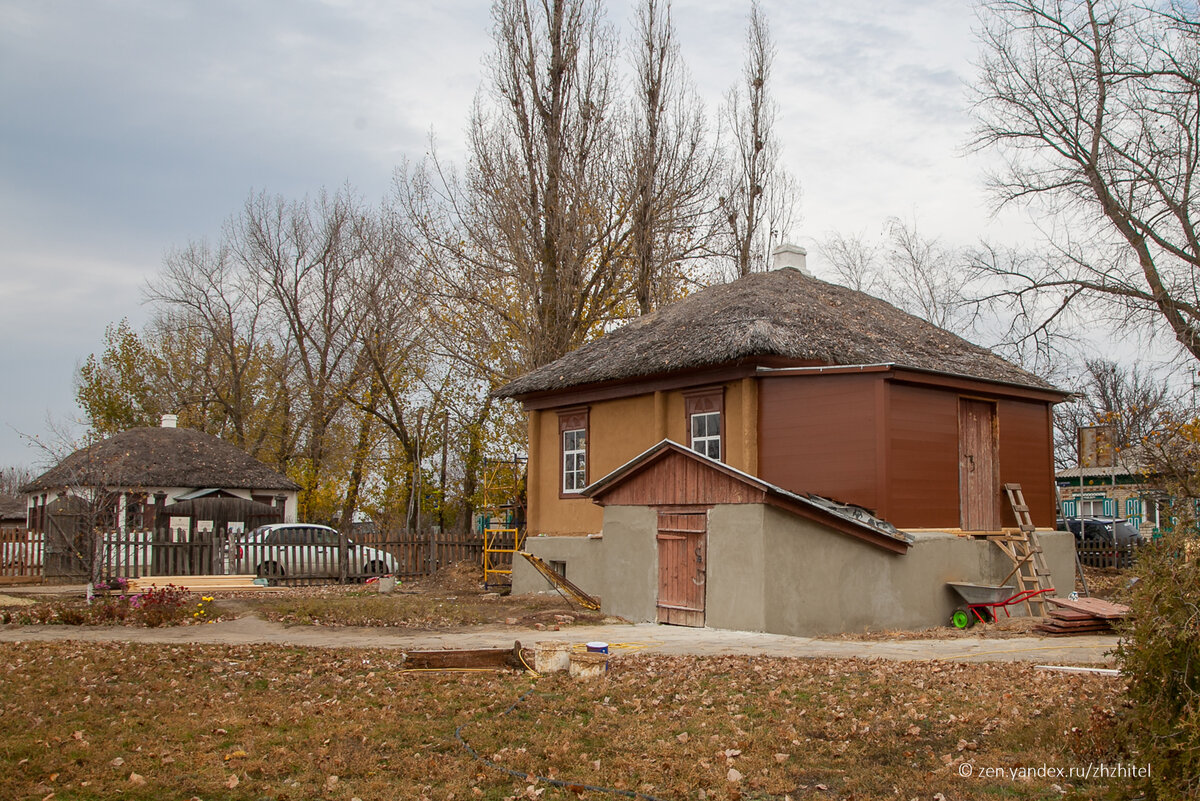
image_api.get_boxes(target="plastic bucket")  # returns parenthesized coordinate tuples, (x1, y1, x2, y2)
(585, 641, 609, 655)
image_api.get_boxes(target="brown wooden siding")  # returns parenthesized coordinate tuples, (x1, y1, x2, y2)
(997, 399, 1056, 527)
(758, 373, 880, 513)
(595, 451, 767, 508)
(886, 383, 960, 528)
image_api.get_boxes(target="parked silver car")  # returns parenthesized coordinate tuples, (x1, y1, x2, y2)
(235, 523, 398, 581)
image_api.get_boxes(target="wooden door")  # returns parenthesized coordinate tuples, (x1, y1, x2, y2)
(959, 399, 1000, 531)
(656, 510, 707, 626)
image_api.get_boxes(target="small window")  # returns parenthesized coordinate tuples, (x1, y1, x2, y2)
(691, 411, 721, 460)
(685, 388, 724, 462)
(563, 428, 587, 493)
(558, 408, 589, 495)
(549, 560, 567, 578)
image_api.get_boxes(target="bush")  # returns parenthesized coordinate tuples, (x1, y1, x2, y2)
(1115, 530, 1200, 800)
(0, 584, 201, 628)
(128, 584, 191, 627)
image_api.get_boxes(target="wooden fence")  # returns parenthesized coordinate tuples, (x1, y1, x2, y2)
(1076, 534, 1141, 569)
(0, 527, 44, 581)
(0, 526, 484, 585)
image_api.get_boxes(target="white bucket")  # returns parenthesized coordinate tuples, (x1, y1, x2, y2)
(533, 640, 571, 673)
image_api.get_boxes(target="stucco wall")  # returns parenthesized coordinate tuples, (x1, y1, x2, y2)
(758, 505, 1076, 636)
(512, 533, 607, 600)
(705, 504, 767, 632)
(526, 380, 751, 537)
(522, 502, 1077, 636)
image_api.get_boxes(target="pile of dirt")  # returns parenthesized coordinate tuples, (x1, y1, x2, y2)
(1080, 566, 1135, 600)
(405, 560, 486, 595)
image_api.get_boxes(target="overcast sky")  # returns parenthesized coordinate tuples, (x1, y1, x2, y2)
(0, 0, 1037, 469)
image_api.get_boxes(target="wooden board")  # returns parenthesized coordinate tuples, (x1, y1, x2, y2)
(1047, 596, 1130, 619)
(959, 399, 1000, 531)
(126, 575, 283, 593)
(657, 511, 706, 627)
(1035, 624, 1115, 636)
(1048, 608, 1097, 622)
(404, 641, 525, 670)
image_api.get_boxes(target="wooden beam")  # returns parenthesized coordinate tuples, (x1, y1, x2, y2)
(403, 641, 526, 671)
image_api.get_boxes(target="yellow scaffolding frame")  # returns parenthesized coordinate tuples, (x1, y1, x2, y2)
(480, 455, 526, 588)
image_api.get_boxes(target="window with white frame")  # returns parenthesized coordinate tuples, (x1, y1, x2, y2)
(558, 408, 589, 495)
(562, 428, 587, 492)
(685, 388, 724, 462)
(1078, 496, 1110, 517)
(690, 411, 721, 460)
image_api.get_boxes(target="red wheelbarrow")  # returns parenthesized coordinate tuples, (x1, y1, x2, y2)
(946, 582, 1055, 628)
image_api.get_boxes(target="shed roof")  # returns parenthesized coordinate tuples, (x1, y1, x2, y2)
(20, 426, 300, 494)
(582, 440, 912, 554)
(497, 268, 1056, 398)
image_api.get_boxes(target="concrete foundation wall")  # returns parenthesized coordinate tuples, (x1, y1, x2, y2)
(705, 504, 767, 632)
(513, 503, 1077, 636)
(757, 504, 1076, 636)
(512, 535, 605, 599)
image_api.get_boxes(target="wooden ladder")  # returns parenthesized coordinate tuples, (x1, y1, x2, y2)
(995, 483, 1055, 617)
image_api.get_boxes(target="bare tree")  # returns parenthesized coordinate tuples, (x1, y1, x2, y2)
(821, 229, 883, 294)
(146, 238, 296, 467)
(233, 189, 372, 523)
(0, 466, 34, 498)
(972, 0, 1200, 363)
(626, 0, 717, 313)
(398, 0, 631, 379)
(718, 2, 799, 278)
(1052, 357, 1173, 469)
(821, 218, 972, 333)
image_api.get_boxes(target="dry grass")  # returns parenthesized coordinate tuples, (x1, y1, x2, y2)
(252, 589, 608, 629)
(0, 641, 1129, 801)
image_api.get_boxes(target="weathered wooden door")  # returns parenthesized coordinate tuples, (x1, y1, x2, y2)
(656, 510, 707, 626)
(959, 399, 1000, 531)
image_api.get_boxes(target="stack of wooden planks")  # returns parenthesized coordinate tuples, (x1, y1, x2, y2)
(123, 575, 283, 593)
(1035, 596, 1130, 636)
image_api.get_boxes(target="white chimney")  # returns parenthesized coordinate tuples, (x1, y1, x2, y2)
(161, 414, 178, 428)
(772, 242, 811, 275)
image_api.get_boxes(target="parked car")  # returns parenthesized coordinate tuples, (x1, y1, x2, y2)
(234, 523, 398, 581)
(1057, 517, 1143, 546)
(1058, 517, 1143, 568)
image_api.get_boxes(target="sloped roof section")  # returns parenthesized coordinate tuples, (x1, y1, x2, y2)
(583, 439, 912, 554)
(496, 268, 1055, 398)
(20, 427, 300, 493)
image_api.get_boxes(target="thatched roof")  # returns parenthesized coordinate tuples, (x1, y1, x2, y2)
(0, 494, 25, 522)
(497, 268, 1057, 398)
(20, 426, 300, 494)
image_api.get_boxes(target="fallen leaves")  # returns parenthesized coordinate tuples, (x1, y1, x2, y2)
(0, 642, 1128, 801)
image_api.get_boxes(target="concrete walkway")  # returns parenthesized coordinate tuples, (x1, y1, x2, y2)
(0, 614, 1119, 664)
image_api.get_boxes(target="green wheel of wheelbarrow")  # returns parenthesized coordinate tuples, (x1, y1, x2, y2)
(951, 607, 973, 629)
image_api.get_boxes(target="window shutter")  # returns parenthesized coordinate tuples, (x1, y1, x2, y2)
(1062, 499, 1077, 517)
(1125, 498, 1142, 516)
(1102, 497, 1115, 517)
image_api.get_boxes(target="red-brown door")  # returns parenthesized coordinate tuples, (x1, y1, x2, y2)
(656, 510, 707, 626)
(959, 398, 1000, 531)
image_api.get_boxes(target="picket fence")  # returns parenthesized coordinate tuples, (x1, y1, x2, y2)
(0, 526, 483, 584)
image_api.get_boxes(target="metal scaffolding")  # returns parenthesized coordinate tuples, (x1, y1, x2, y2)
(479, 455, 526, 588)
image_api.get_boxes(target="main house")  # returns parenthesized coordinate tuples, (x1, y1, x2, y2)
(496, 262, 1074, 635)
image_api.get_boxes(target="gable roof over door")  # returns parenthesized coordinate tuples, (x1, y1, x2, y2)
(582, 440, 911, 554)
(497, 268, 1057, 399)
